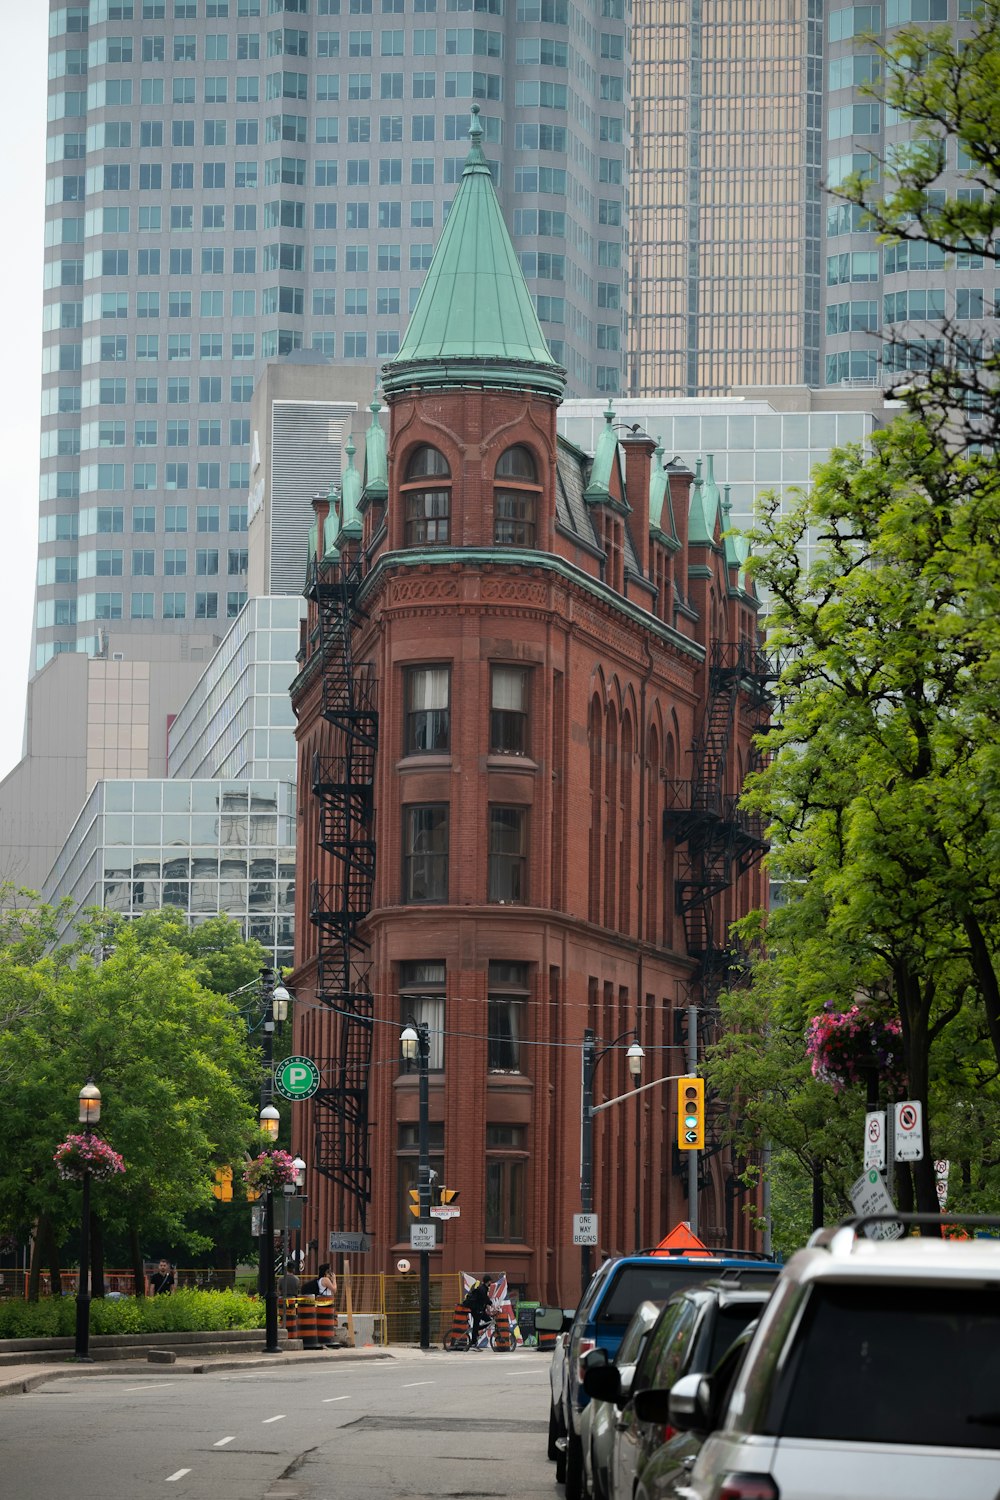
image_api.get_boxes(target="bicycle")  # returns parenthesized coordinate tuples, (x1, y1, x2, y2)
(443, 1302, 516, 1351)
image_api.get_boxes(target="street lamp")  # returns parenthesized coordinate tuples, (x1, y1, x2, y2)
(400, 1019, 431, 1350)
(259, 1103, 281, 1353)
(580, 1030, 644, 1293)
(74, 1080, 101, 1362)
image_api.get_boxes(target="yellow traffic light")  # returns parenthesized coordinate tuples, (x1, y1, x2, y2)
(677, 1077, 705, 1151)
(213, 1166, 233, 1202)
(440, 1187, 460, 1205)
(408, 1188, 420, 1217)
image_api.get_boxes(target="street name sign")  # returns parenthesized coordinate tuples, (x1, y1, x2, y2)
(850, 1168, 904, 1240)
(329, 1232, 371, 1253)
(274, 1055, 321, 1102)
(573, 1212, 598, 1245)
(410, 1223, 436, 1250)
(863, 1111, 886, 1171)
(893, 1100, 924, 1162)
(429, 1205, 461, 1219)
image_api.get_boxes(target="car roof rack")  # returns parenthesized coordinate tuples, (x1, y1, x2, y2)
(811, 1212, 1000, 1255)
(640, 1246, 777, 1261)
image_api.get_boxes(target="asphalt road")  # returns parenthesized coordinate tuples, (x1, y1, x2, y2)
(0, 1348, 556, 1500)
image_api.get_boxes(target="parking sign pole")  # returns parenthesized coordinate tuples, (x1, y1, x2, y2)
(580, 1030, 596, 1295)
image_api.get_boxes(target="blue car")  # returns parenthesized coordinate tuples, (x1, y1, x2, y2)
(556, 1250, 781, 1500)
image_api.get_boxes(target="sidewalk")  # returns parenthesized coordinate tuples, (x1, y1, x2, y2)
(0, 1343, 391, 1400)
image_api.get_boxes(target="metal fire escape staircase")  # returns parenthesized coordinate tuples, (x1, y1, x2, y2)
(306, 550, 378, 1232)
(664, 639, 776, 1177)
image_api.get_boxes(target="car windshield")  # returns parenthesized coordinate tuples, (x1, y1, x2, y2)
(598, 1266, 716, 1323)
(706, 1302, 767, 1369)
(767, 1282, 1000, 1450)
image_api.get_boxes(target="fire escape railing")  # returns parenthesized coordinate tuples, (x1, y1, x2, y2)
(306, 551, 378, 1232)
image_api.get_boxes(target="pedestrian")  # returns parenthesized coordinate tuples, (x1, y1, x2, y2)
(147, 1258, 175, 1296)
(300, 1262, 338, 1299)
(462, 1278, 490, 1349)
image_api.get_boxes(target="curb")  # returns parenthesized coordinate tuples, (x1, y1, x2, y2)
(0, 1345, 392, 1400)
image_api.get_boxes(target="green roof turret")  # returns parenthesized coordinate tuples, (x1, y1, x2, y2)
(322, 478, 342, 560)
(721, 483, 741, 569)
(339, 435, 363, 541)
(362, 395, 389, 503)
(381, 105, 566, 399)
(584, 404, 618, 503)
(701, 453, 722, 540)
(688, 458, 714, 545)
(649, 439, 677, 539)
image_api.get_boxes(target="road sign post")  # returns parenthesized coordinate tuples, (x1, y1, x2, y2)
(850, 1168, 904, 1240)
(273, 1056, 321, 1103)
(573, 1212, 598, 1245)
(893, 1100, 924, 1162)
(863, 1111, 886, 1172)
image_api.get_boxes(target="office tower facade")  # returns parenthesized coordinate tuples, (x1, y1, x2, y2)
(822, 0, 993, 388)
(38, 0, 628, 674)
(628, 0, 824, 396)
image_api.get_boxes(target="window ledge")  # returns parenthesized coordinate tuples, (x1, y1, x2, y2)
(486, 755, 537, 772)
(397, 752, 452, 770)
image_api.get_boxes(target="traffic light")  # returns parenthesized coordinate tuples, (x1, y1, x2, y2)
(212, 1166, 233, 1202)
(677, 1076, 704, 1150)
(408, 1188, 420, 1217)
(439, 1187, 460, 1205)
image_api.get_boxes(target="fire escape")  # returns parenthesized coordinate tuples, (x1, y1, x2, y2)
(306, 548, 378, 1232)
(663, 639, 777, 1206)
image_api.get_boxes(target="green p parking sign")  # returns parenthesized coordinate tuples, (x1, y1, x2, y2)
(274, 1056, 321, 1102)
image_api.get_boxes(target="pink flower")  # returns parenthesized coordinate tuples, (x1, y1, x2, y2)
(54, 1133, 126, 1182)
(805, 1006, 906, 1095)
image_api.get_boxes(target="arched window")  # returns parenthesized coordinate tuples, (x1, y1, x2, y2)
(402, 446, 450, 546)
(494, 445, 540, 547)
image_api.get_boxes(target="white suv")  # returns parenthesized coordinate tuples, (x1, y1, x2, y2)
(671, 1214, 1000, 1500)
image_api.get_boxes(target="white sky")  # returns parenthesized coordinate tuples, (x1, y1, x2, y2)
(0, 10, 48, 782)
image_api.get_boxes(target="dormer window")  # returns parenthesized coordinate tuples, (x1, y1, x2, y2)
(493, 445, 540, 547)
(403, 445, 450, 546)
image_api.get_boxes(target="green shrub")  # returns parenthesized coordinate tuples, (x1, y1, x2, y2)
(0, 1290, 265, 1341)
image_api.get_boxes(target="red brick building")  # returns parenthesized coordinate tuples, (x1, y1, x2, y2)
(289, 108, 768, 1305)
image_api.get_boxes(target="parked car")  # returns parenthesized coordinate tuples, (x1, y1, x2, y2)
(535, 1304, 576, 1476)
(672, 1214, 1000, 1500)
(580, 1299, 663, 1500)
(556, 1249, 781, 1500)
(606, 1282, 774, 1500)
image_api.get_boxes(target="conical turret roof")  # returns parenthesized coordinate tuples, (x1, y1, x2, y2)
(381, 106, 566, 399)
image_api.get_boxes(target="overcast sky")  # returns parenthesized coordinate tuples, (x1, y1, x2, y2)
(0, 11, 48, 782)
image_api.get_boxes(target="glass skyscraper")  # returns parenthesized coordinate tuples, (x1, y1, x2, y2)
(38, 0, 628, 672)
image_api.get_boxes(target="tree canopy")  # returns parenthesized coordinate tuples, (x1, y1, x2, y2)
(710, 419, 1000, 1225)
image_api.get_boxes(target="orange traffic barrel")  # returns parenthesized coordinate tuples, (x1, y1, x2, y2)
(315, 1298, 337, 1346)
(282, 1297, 298, 1338)
(444, 1302, 470, 1349)
(537, 1326, 556, 1353)
(493, 1312, 512, 1351)
(297, 1296, 320, 1349)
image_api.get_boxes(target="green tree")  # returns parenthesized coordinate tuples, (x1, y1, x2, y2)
(0, 923, 261, 1297)
(836, 2, 1000, 445)
(719, 419, 1000, 1222)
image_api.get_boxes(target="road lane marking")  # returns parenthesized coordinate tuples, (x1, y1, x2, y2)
(322, 1395, 351, 1403)
(165, 1470, 191, 1482)
(262, 1414, 286, 1424)
(124, 1382, 175, 1392)
(213, 1437, 236, 1447)
(402, 1381, 434, 1388)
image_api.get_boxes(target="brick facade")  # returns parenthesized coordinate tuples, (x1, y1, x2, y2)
(289, 377, 766, 1307)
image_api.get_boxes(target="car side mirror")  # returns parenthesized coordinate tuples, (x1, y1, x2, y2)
(583, 1362, 622, 1404)
(666, 1373, 712, 1433)
(535, 1305, 575, 1334)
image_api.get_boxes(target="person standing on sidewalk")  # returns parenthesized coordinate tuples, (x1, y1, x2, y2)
(147, 1259, 175, 1296)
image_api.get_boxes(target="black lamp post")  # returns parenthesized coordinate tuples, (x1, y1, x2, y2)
(74, 1080, 101, 1362)
(400, 1020, 431, 1350)
(259, 1103, 281, 1353)
(580, 1029, 643, 1294)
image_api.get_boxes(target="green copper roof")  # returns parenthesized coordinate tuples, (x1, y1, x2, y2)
(649, 439, 678, 541)
(322, 478, 342, 560)
(701, 453, 722, 540)
(721, 483, 741, 570)
(688, 459, 713, 545)
(339, 436, 363, 540)
(584, 405, 618, 502)
(362, 396, 388, 502)
(381, 106, 566, 398)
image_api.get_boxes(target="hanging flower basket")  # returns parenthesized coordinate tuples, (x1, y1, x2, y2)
(54, 1133, 126, 1183)
(805, 1004, 907, 1096)
(243, 1149, 298, 1193)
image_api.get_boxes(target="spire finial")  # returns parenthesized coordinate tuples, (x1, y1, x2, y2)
(469, 102, 482, 143)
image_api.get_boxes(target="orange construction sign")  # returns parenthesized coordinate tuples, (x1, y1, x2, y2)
(652, 1222, 712, 1257)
